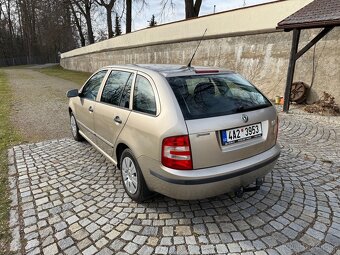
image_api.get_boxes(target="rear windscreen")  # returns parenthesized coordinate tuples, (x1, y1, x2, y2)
(166, 73, 271, 120)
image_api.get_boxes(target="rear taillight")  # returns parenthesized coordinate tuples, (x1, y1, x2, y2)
(162, 135, 193, 170)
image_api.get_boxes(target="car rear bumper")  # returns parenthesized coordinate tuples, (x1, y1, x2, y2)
(143, 144, 280, 200)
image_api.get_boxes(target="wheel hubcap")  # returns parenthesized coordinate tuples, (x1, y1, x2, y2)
(122, 157, 138, 194)
(70, 116, 77, 137)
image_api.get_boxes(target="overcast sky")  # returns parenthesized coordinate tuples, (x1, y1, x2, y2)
(129, 0, 277, 31)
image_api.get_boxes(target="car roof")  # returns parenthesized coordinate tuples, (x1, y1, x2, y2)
(103, 64, 233, 77)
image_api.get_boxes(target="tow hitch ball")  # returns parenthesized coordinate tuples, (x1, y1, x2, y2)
(235, 178, 264, 198)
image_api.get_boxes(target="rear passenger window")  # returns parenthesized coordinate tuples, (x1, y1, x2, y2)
(133, 75, 156, 115)
(101, 71, 133, 106)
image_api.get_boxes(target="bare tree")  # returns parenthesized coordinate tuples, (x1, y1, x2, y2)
(68, 1, 86, 46)
(72, 0, 95, 44)
(95, 0, 116, 38)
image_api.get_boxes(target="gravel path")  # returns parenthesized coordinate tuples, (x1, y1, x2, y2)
(4, 68, 79, 142)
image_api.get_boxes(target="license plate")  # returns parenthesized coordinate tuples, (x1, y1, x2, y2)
(221, 123, 262, 145)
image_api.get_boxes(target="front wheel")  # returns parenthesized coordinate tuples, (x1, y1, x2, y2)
(70, 113, 83, 141)
(120, 149, 152, 202)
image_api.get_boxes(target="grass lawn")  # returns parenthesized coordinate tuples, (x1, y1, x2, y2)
(0, 70, 21, 252)
(37, 65, 91, 86)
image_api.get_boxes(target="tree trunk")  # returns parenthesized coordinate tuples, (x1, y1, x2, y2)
(185, 0, 202, 19)
(193, 0, 202, 17)
(106, 6, 114, 38)
(85, 4, 94, 44)
(126, 0, 131, 33)
(185, 0, 194, 18)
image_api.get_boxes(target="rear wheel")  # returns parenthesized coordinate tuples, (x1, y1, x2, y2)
(120, 149, 151, 202)
(70, 113, 83, 141)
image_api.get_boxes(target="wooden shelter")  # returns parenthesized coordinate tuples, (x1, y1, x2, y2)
(277, 0, 340, 112)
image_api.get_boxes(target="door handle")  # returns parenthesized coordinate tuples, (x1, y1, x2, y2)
(88, 106, 94, 113)
(114, 116, 122, 124)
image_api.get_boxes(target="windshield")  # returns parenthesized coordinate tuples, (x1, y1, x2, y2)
(166, 73, 271, 120)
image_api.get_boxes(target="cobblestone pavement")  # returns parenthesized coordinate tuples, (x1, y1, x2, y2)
(8, 113, 340, 255)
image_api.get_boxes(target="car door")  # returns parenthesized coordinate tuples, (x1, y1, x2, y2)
(94, 69, 135, 157)
(74, 70, 108, 143)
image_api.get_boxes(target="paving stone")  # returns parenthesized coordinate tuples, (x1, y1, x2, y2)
(121, 230, 135, 241)
(25, 239, 39, 250)
(142, 226, 158, 236)
(160, 237, 172, 246)
(162, 226, 173, 236)
(58, 237, 74, 250)
(201, 244, 215, 254)
(110, 239, 125, 251)
(175, 226, 191, 235)
(42, 243, 58, 255)
(95, 237, 109, 249)
(185, 236, 197, 245)
(97, 247, 114, 255)
(83, 245, 98, 255)
(124, 242, 139, 254)
(276, 244, 293, 255)
(155, 246, 168, 255)
(176, 245, 188, 254)
(216, 244, 228, 254)
(66, 215, 79, 225)
(106, 229, 120, 239)
(228, 243, 241, 253)
(147, 236, 159, 247)
(64, 245, 80, 255)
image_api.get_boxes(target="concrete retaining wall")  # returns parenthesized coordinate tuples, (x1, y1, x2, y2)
(61, 0, 340, 104)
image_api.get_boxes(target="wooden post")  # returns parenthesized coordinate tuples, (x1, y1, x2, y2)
(283, 29, 300, 112)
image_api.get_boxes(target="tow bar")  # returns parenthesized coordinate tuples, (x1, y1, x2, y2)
(235, 178, 264, 198)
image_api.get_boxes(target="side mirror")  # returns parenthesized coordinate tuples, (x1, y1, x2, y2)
(67, 89, 79, 98)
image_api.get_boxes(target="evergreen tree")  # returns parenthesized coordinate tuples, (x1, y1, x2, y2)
(115, 14, 122, 36)
(148, 14, 157, 27)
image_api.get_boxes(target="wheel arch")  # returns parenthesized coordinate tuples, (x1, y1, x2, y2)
(116, 143, 129, 170)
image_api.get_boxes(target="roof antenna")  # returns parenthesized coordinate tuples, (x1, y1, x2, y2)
(187, 28, 207, 68)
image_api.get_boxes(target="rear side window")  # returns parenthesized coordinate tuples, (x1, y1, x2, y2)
(167, 73, 271, 120)
(101, 71, 133, 106)
(133, 75, 156, 115)
(81, 70, 107, 100)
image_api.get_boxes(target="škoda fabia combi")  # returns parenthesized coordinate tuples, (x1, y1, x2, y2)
(67, 64, 280, 202)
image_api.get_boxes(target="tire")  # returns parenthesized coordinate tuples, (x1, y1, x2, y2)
(70, 113, 84, 142)
(120, 149, 152, 202)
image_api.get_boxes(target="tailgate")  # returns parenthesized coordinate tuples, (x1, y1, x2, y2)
(186, 107, 277, 169)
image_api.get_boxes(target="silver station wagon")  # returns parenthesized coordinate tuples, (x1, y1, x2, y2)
(67, 64, 280, 202)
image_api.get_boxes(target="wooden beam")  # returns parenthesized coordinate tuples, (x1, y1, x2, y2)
(295, 26, 334, 60)
(283, 29, 300, 113)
